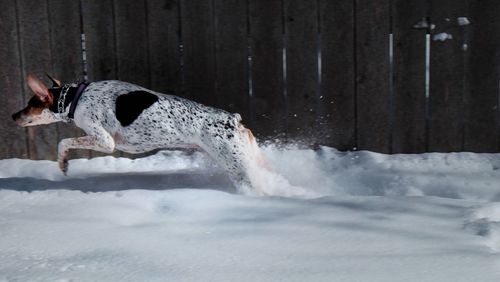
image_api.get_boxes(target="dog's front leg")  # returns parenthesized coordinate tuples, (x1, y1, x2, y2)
(58, 134, 115, 175)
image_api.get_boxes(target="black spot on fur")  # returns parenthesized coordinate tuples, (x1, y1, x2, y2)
(115, 91, 159, 126)
(224, 122, 235, 130)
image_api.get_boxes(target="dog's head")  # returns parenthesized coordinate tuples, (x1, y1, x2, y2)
(12, 73, 62, 127)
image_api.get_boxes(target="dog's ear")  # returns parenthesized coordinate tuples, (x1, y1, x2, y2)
(46, 73, 61, 88)
(27, 73, 52, 103)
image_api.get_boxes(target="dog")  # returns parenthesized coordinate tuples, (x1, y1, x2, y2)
(12, 73, 266, 194)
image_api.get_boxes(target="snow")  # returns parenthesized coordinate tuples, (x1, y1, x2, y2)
(468, 202, 500, 253)
(412, 18, 435, 30)
(457, 17, 471, 26)
(1, 145, 500, 281)
(433, 32, 453, 42)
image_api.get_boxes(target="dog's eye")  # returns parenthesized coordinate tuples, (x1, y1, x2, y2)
(27, 96, 47, 108)
(28, 97, 40, 106)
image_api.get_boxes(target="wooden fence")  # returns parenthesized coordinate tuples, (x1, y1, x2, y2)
(0, 0, 499, 161)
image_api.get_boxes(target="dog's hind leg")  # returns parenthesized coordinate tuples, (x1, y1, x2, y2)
(200, 141, 254, 194)
(199, 123, 268, 195)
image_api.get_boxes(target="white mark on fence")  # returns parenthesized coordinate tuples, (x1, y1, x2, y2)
(425, 34, 430, 101)
(317, 37, 322, 92)
(80, 33, 88, 81)
(78, 0, 88, 81)
(498, 78, 500, 133)
(425, 33, 431, 150)
(246, 0, 254, 127)
(247, 51, 253, 98)
(389, 32, 394, 152)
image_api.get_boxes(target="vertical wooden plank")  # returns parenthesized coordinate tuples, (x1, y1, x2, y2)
(181, 0, 215, 106)
(82, 0, 117, 81)
(319, 0, 355, 150)
(48, 0, 83, 83)
(392, 0, 427, 153)
(356, 0, 391, 153)
(17, 0, 58, 160)
(81, 0, 121, 158)
(248, 0, 286, 140)
(113, 0, 150, 87)
(0, 0, 28, 159)
(284, 0, 318, 143)
(465, 0, 500, 152)
(147, 0, 181, 94)
(48, 0, 89, 159)
(213, 0, 249, 120)
(428, 0, 467, 152)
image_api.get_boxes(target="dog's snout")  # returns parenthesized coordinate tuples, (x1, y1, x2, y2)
(12, 112, 19, 121)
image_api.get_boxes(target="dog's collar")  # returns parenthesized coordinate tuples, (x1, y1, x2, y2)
(68, 82, 89, 119)
(57, 85, 72, 114)
(54, 82, 89, 121)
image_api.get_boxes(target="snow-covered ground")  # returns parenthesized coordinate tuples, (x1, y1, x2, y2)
(1, 145, 499, 281)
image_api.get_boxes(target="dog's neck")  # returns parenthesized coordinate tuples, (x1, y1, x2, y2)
(48, 84, 79, 122)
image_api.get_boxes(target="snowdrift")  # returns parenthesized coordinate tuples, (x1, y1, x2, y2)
(1, 145, 499, 281)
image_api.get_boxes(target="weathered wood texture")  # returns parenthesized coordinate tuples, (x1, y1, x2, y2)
(82, 0, 117, 81)
(465, 0, 500, 152)
(355, 0, 391, 153)
(248, 0, 286, 139)
(319, 0, 355, 150)
(0, 0, 27, 158)
(180, 0, 215, 105)
(147, 0, 181, 94)
(113, 0, 150, 87)
(392, 0, 427, 153)
(428, 0, 467, 152)
(1, 0, 500, 160)
(213, 0, 250, 122)
(284, 0, 318, 142)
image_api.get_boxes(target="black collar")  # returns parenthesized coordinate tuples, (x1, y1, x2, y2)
(50, 82, 89, 120)
(68, 82, 89, 119)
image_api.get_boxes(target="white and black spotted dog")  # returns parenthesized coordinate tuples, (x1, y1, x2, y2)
(12, 73, 266, 194)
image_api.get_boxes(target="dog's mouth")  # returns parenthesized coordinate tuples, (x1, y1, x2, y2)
(12, 114, 34, 127)
(21, 119, 36, 126)
(12, 108, 47, 126)
(16, 120, 30, 127)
